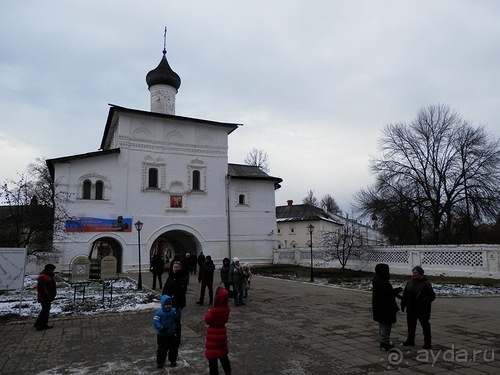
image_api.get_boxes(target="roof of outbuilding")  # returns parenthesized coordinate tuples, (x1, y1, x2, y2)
(275, 203, 343, 225)
(45, 148, 120, 178)
(228, 163, 283, 188)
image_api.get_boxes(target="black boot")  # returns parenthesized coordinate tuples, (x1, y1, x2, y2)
(380, 343, 395, 351)
(423, 337, 432, 349)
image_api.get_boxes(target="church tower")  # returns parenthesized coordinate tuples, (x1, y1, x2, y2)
(146, 29, 181, 115)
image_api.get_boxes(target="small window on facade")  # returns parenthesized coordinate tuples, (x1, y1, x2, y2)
(291, 228, 295, 233)
(192, 170, 200, 190)
(148, 168, 158, 188)
(95, 180, 104, 200)
(238, 194, 246, 205)
(277, 228, 281, 234)
(83, 180, 91, 199)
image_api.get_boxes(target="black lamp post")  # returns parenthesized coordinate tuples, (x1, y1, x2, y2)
(134, 220, 144, 290)
(308, 224, 314, 282)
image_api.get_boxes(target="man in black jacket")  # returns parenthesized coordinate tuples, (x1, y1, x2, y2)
(196, 255, 215, 306)
(401, 266, 436, 349)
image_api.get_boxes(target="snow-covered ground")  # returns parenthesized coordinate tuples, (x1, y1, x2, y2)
(1, 274, 499, 319)
(0, 275, 159, 319)
(260, 274, 500, 297)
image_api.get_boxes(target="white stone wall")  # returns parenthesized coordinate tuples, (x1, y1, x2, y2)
(274, 244, 500, 279)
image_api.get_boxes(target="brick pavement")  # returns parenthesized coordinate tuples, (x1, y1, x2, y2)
(1, 272, 499, 374)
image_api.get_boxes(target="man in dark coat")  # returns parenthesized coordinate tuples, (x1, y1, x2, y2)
(196, 255, 215, 306)
(34, 264, 57, 331)
(372, 263, 402, 351)
(197, 252, 206, 282)
(150, 254, 165, 290)
(401, 266, 436, 349)
(189, 253, 198, 275)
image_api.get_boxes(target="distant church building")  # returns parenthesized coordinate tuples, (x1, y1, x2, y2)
(47, 36, 282, 273)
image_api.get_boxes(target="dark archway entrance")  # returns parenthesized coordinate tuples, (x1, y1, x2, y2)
(89, 237, 123, 277)
(150, 229, 199, 267)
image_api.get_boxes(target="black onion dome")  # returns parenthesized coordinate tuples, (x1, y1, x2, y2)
(146, 50, 181, 89)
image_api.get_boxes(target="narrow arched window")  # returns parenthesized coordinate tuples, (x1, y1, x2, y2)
(192, 170, 200, 190)
(95, 180, 104, 200)
(148, 168, 158, 188)
(83, 180, 91, 199)
(238, 194, 246, 205)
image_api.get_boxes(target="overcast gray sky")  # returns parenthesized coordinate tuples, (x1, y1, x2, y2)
(1, 1, 499, 215)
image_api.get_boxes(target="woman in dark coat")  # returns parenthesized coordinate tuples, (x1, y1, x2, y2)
(205, 287, 231, 374)
(162, 261, 189, 345)
(372, 263, 402, 351)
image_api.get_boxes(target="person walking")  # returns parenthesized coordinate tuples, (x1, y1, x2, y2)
(150, 253, 165, 290)
(162, 260, 189, 345)
(401, 266, 436, 349)
(229, 257, 245, 306)
(34, 264, 57, 331)
(205, 287, 232, 375)
(196, 255, 215, 306)
(152, 295, 179, 368)
(372, 263, 402, 351)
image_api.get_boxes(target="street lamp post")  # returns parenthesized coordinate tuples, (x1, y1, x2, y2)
(134, 220, 144, 290)
(308, 224, 314, 282)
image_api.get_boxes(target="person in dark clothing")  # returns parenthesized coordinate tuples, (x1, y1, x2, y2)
(196, 255, 216, 306)
(162, 261, 189, 345)
(197, 252, 206, 282)
(34, 264, 57, 331)
(182, 253, 191, 284)
(150, 254, 165, 290)
(401, 266, 436, 349)
(372, 263, 402, 351)
(220, 257, 231, 291)
(189, 252, 198, 275)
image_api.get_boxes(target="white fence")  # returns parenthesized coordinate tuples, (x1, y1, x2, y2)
(273, 244, 500, 279)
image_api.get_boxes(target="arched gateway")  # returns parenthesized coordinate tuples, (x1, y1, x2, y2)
(149, 229, 201, 264)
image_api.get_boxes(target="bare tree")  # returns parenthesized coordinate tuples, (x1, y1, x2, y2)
(0, 158, 70, 253)
(321, 194, 341, 214)
(321, 220, 364, 273)
(303, 190, 319, 207)
(356, 104, 500, 244)
(244, 148, 270, 173)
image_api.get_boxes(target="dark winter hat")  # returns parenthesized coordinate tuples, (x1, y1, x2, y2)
(44, 264, 56, 271)
(412, 266, 424, 275)
(375, 263, 390, 279)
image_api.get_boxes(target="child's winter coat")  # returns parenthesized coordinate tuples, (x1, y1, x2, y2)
(152, 295, 178, 336)
(204, 288, 230, 360)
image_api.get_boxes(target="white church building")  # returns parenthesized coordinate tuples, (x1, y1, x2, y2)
(46, 38, 282, 274)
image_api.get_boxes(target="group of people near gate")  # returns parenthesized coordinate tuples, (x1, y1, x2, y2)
(34, 256, 433, 373)
(151, 254, 252, 372)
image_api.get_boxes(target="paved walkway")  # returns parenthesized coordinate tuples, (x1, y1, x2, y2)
(1, 272, 499, 374)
